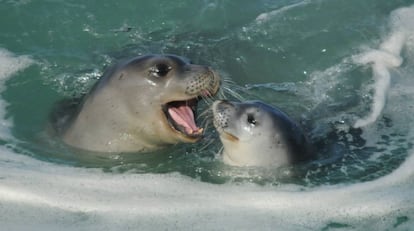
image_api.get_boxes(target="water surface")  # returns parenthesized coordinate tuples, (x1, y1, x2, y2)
(1, 0, 414, 230)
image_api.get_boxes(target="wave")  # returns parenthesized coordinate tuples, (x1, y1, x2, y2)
(353, 5, 414, 128)
(1, 4, 414, 230)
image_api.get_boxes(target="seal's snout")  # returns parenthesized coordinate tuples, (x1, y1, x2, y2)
(212, 100, 235, 130)
(185, 66, 221, 97)
(212, 100, 240, 143)
(162, 64, 221, 142)
(208, 68, 221, 96)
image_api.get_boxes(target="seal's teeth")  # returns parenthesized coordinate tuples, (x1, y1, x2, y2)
(197, 128, 204, 134)
(188, 127, 203, 135)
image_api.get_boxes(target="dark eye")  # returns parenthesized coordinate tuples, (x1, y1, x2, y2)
(150, 63, 172, 78)
(247, 114, 256, 126)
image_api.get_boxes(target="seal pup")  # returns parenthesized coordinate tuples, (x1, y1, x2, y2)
(53, 54, 220, 153)
(212, 100, 312, 167)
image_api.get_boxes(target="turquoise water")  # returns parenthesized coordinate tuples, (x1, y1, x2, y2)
(1, 0, 414, 230)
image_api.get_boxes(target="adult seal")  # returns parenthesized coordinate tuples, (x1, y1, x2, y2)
(53, 54, 220, 153)
(212, 100, 312, 167)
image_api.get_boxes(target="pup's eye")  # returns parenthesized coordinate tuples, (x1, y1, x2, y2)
(247, 114, 257, 126)
(150, 63, 172, 77)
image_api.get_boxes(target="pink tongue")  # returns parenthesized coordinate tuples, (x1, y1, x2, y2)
(168, 105, 200, 134)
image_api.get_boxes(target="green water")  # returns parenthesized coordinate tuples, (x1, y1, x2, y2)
(2, 0, 414, 185)
(2, 0, 414, 230)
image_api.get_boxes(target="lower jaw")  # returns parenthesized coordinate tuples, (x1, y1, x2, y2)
(166, 123, 202, 142)
(174, 132, 201, 143)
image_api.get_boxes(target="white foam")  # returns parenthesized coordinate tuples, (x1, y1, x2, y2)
(0, 144, 413, 230)
(353, 5, 414, 128)
(1, 8, 414, 231)
(255, 1, 310, 24)
(0, 49, 34, 140)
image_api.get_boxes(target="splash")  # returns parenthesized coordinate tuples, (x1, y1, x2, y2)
(255, 0, 310, 24)
(0, 49, 34, 140)
(353, 6, 414, 128)
(2, 4, 414, 230)
(0, 51, 412, 230)
(0, 141, 413, 230)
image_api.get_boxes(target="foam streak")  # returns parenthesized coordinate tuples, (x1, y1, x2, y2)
(0, 146, 413, 230)
(0, 48, 34, 140)
(255, 1, 310, 24)
(353, 6, 414, 127)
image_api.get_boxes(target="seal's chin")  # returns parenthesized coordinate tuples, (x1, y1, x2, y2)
(162, 98, 203, 139)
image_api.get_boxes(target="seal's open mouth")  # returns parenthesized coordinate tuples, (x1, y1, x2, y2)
(163, 98, 203, 138)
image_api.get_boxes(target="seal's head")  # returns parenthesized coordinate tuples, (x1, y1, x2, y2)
(212, 100, 311, 167)
(61, 54, 220, 152)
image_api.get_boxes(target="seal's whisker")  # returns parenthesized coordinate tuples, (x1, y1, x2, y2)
(199, 120, 211, 135)
(214, 85, 228, 100)
(220, 77, 248, 101)
(218, 90, 226, 100)
(222, 85, 246, 101)
(198, 137, 216, 152)
(217, 146, 224, 156)
(199, 94, 215, 106)
(202, 114, 213, 130)
(202, 94, 214, 102)
(197, 107, 212, 120)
